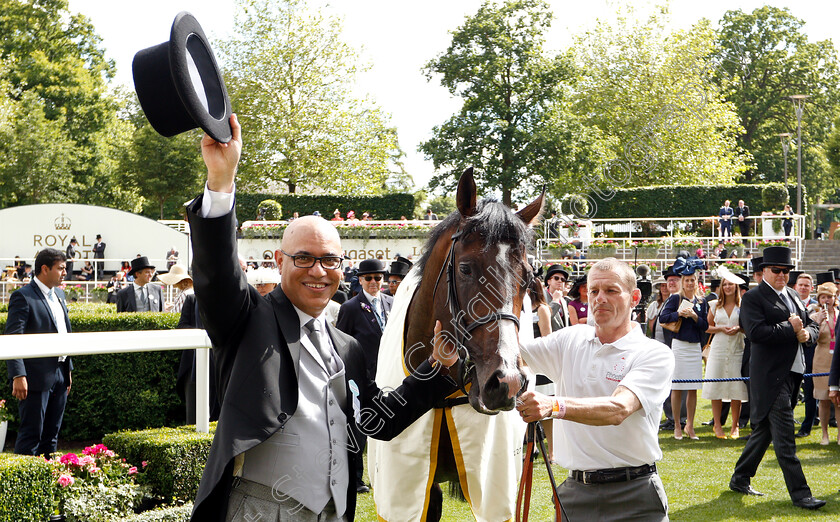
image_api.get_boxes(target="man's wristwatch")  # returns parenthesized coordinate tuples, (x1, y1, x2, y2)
(428, 355, 452, 377)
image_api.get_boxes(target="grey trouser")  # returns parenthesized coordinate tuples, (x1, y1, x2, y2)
(557, 473, 669, 521)
(226, 478, 346, 522)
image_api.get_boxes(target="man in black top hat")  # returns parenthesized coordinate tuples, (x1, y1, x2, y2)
(335, 258, 393, 493)
(730, 246, 825, 510)
(92, 234, 106, 280)
(383, 256, 412, 296)
(750, 256, 763, 284)
(65, 238, 78, 281)
(115, 256, 164, 312)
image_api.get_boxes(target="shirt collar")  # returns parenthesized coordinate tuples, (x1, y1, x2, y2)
(587, 323, 645, 352)
(762, 280, 787, 298)
(33, 276, 53, 298)
(133, 281, 147, 291)
(292, 305, 325, 332)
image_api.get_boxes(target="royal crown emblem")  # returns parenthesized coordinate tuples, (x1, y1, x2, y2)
(54, 213, 72, 230)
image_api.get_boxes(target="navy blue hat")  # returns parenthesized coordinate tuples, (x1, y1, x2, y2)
(674, 256, 704, 276)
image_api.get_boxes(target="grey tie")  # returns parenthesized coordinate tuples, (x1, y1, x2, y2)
(305, 319, 334, 374)
(142, 287, 150, 311)
(781, 291, 796, 314)
(371, 297, 384, 329)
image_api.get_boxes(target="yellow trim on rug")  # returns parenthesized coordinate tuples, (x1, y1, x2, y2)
(420, 408, 444, 521)
(444, 407, 474, 516)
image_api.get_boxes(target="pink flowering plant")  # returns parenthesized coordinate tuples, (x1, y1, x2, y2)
(49, 443, 149, 521)
(0, 399, 13, 423)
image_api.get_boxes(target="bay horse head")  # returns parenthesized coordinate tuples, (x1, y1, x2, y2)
(410, 168, 543, 414)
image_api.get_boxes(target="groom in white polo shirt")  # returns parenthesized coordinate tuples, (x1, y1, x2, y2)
(517, 257, 675, 520)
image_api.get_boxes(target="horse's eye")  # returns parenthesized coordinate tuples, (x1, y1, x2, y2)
(459, 263, 472, 275)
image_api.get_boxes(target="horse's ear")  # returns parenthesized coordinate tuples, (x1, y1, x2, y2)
(517, 187, 545, 226)
(456, 167, 477, 217)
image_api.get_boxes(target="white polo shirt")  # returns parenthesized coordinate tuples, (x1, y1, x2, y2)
(521, 323, 674, 471)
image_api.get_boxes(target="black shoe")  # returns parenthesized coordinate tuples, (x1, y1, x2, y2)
(356, 484, 370, 494)
(702, 419, 714, 426)
(830, 419, 837, 428)
(792, 496, 826, 510)
(795, 431, 810, 438)
(739, 420, 748, 429)
(660, 420, 675, 431)
(729, 481, 764, 496)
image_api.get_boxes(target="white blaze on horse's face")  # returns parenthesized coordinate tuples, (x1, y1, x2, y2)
(493, 244, 522, 399)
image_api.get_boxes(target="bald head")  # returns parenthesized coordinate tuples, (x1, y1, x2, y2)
(280, 216, 341, 252)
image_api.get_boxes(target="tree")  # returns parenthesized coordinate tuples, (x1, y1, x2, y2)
(420, 0, 599, 206)
(219, 0, 404, 195)
(715, 6, 840, 201)
(0, 0, 140, 210)
(120, 96, 205, 219)
(571, 6, 749, 192)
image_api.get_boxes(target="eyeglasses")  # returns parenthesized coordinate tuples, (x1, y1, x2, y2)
(280, 250, 343, 270)
(364, 275, 383, 282)
(768, 267, 791, 275)
(549, 275, 567, 282)
(388, 279, 400, 285)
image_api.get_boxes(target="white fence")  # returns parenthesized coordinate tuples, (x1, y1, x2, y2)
(0, 329, 213, 433)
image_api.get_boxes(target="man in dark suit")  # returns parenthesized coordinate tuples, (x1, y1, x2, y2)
(115, 257, 164, 313)
(5, 248, 73, 456)
(734, 199, 750, 237)
(544, 264, 570, 331)
(188, 115, 457, 522)
(335, 258, 393, 493)
(729, 246, 825, 510)
(719, 200, 734, 238)
(382, 256, 412, 296)
(65, 238, 78, 281)
(92, 234, 106, 280)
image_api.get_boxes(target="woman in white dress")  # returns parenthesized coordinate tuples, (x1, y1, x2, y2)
(702, 271, 748, 439)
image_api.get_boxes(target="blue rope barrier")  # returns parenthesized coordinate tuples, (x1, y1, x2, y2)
(672, 372, 829, 384)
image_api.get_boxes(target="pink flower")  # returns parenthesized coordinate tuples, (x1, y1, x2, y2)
(141, 461, 148, 468)
(59, 453, 80, 466)
(78, 455, 95, 466)
(128, 466, 138, 475)
(57, 474, 74, 487)
(83, 443, 108, 456)
(88, 465, 100, 474)
(105, 450, 115, 458)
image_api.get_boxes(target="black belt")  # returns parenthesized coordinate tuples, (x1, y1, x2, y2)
(569, 464, 656, 485)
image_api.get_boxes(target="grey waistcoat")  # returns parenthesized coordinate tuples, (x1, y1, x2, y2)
(241, 335, 349, 516)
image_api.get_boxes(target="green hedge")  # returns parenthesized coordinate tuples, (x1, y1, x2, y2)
(0, 309, 185, 440)
(0, 453, 54, 521)
(104, 425, 215, 502)
(586, 183, 804, 219)
(123, 503, 193, 522)
(237, 192, 415, 220)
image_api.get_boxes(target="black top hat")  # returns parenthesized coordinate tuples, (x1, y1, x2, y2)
(709, 278, 721, 290)
(750, 256, 763, 273)
(786, 270, 803, 288)
(96, 234, 102, 240)
(387, 260, 411, 278)
(662, 265, 679, 279)
(734, 273, 750, 291)
(129, 256, 156, 276)
(357, 259, 386, 275)
(759, 246, 794, 269)
(831, 268, 840, 281)
(545, 264, 569, 283)
(394, 255, 413, 267)
(816, 272, 834, 286)
(133, 12, 232, 143)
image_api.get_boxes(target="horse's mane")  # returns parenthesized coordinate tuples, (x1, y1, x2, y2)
(414, 199, 533, 278)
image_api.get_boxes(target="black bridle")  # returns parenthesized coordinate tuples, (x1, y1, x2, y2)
(432, 225, 528, 396)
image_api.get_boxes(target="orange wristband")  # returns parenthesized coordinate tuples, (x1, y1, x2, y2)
(552, 397, 566, 419)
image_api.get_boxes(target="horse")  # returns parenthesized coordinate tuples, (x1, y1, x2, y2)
(369, 168, 544, 521)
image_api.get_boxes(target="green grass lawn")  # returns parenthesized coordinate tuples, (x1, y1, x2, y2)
(354, 399, 840, 521)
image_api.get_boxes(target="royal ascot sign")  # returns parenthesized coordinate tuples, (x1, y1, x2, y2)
(239, 238, 426, 264)
(0, 204, 189, 273)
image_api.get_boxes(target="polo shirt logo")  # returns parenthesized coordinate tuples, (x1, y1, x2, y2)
(606, 356, 626, 382)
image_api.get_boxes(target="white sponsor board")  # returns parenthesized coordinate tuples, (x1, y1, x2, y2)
(0, 204, 190, 274)
(239, 238, 426, 263)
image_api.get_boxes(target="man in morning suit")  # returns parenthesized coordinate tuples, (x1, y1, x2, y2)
(729, 246, 825, 510)
(734, 199, 750, 237)
(65, 238, 78, 281)
(115, 257, 164, 313)
(92, 234, 106, 280)
(335, 258, 393, 493)
(719, 200, 734, 239)
(188, 115, 457, 522)
(5, 248, 73, 456)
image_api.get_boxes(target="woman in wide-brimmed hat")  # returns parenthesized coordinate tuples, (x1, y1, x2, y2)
(159, 264, 193, 313)
(567, 275, 588, 325)
(810, 278, 838, 445)
(702, 269, 748, 439)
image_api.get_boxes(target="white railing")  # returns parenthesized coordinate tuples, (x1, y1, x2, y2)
(538, 214, 806, 273)
(0, 330, 213, 433)
(0, 280, 178, 306)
